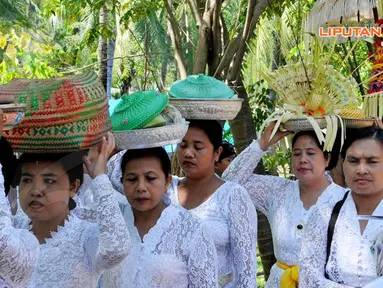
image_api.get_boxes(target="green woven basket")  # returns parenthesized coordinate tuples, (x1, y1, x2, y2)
(169, 74, 235, 99)
(111, 91, 169, 131)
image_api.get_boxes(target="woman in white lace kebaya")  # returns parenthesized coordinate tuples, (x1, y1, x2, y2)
(300, 126, 383, 287)
(11, 133, 130, 288)
(101, 147, 218, 287)
(0, 108, 39, 288)
(222, 122, 348, 288)
(168, 120, 258, 287)
(0, 165, 39, 288)
(104, 121, 258, 287)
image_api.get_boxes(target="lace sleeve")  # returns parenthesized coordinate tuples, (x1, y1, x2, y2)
(74, 174, 94, 208)
(300, 206, 353, 288)
(226, 184, 258, 287)
(84, 174, 130, 272)
(0, 165, 39, 286)
(188, 224, 218, 288)
(222, 140, 292, 215)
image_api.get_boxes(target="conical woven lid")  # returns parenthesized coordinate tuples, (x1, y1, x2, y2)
(169, 74, 234, 99)
(111, 90, 169, 131)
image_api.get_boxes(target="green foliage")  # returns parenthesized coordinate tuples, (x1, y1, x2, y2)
(120, 0, 163, 26)
(223, 122, 235, 144)
(0, 25, 59, 83)
(265, 0, 297, 18)
(263, 149, 292, 177)
(247, 80, 274, 131)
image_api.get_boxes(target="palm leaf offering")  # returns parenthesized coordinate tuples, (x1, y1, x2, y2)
(260, 37, 365, 152)
(262, 62, 359, 117)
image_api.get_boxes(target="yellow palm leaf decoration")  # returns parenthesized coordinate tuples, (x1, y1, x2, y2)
(260, 37, 363, 151)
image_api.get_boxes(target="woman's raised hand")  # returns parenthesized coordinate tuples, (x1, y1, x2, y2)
(83, 132, 115, 179)
(375, 117, 383, 129)
(259, 121, 292, 151)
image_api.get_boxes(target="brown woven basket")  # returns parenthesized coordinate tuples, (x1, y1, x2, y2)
(343, 118, 375, 128)
(283, 117, 327, 132)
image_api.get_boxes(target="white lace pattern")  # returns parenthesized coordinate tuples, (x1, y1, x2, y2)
(105, 150, 258, 287)
(168, 177, 258, 288)
(300, 193, 383, 288)
(102, 204, 218, 287)
(0, 166, 39, 288)
(222, 139, 347, 287)
(14, 174, 130, 288)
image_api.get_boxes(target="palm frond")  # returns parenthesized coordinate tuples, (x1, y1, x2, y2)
(0, 0, 34, 27)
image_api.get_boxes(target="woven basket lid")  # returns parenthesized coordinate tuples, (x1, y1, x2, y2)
(111, 91, 169, 131)
(0, 72, 107, 127)
(169, 74, 235, 99)
(2, 72, 112, 153)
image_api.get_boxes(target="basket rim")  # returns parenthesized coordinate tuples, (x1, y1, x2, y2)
(169, 97, 243, 102)
(113, 121, 189, 135)
(0, 103, 27, 109)
(113, 122, 189, 149)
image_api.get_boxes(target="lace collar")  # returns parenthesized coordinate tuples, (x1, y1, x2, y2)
(28, 214, 81, 245)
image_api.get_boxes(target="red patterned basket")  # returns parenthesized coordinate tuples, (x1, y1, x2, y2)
(2, 72, 112, 153)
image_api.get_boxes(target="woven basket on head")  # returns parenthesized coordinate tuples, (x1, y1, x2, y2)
(2, 72, 112, 153)
(0, 72, 108, 127)
(282, 117, 327, 132)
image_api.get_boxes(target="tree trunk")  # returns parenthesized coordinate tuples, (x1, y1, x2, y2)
(98, 6, 108, 92)
(192, 0, 215, 74)
(229, 77, 257, 152)
(107, 37, 115, 99)
(161, 33, 172, 85)
(164, 0, 188, 79)
(228, 0, 269, 82)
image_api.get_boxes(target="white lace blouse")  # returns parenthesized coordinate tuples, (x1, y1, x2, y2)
(102, 203, 218, 287)
(13, 174, 130, 288)
(0, 166, 39, 288)
(222, 140, 347, 287)
(167, 177, 258, 288)
(105, 150, 258, 287)
(300, 193, 383, 288)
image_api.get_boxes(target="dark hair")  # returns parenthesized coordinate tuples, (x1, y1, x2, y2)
(0, 137, 18, 196)
(292, 130, 340, 171)
(188, 120, 222, 151)
(120, 147, 171, 180)
(341, 126, 383, 159)
(17, 151, 85, 210)
(218, 141, 236, 162)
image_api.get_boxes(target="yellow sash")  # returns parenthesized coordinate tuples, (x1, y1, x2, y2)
(276, 261, 299, 288)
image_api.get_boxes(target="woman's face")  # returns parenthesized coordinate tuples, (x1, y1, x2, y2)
(215, 155, 236, 176)
(122, 156, 170, 212)
(177, 127, 222, 179)
(291, 135, 330, 183)
(19, 161, 79, 222)
(343, 138, 383, 196)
